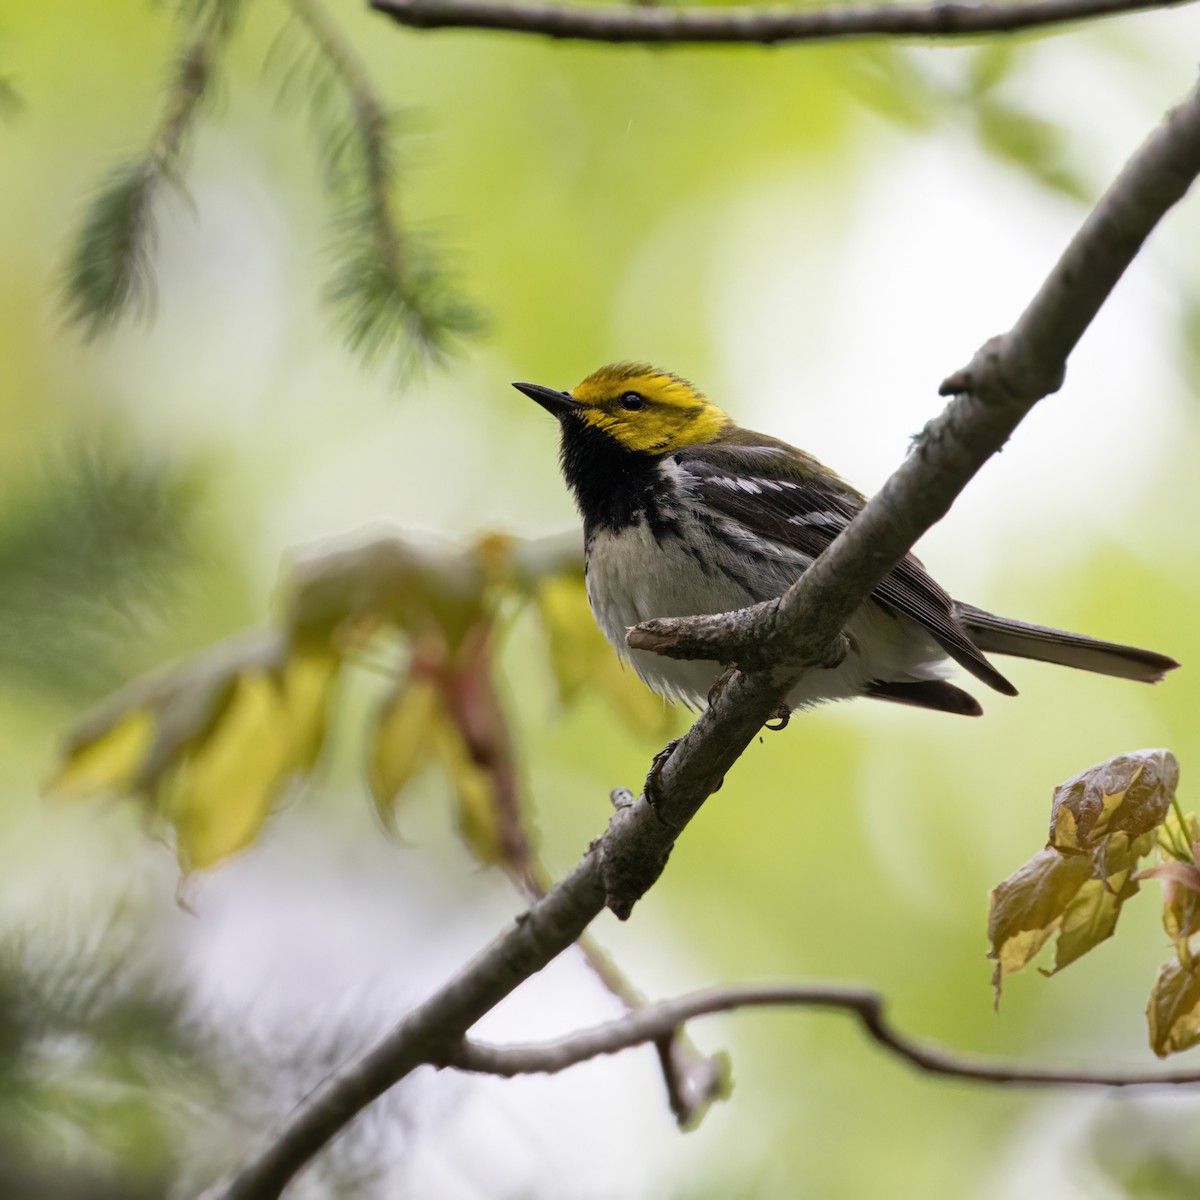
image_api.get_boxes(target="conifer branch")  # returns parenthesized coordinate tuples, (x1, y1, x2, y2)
(61, 0, 476, 370)
(61, 8, 235, 337)
(285, 0, 479, 376)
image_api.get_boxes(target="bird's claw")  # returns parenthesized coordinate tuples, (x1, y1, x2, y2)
(645, 738, 680, 808)
(706, 664, 739, 708)
(764, 704, 790, 732)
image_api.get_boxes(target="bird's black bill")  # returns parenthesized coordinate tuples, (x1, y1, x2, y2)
(513, 381, 584, 418)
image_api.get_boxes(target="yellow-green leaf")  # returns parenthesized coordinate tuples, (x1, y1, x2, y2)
(1162, 873, 1200, 969)
(535, 575, 677, 739)
(368, 675, 441, 830)
(46, 709, 155, 800)
(164, 671, 294, 872)
(433, 720, 504, 866)
(535, 575, 601, 705)
(593, 655, 679, 741)
(281, 647, 342, 772)
(991, 751, 1179, 1004)
(1052, 870, 1139, 974)
(1142, 812, 1200, 965)
(48, 636, 342, 873)
(987, 848, 1092, 1003)
(1099, 829, 1156, 879)
(1148, 957, 1200, 1057)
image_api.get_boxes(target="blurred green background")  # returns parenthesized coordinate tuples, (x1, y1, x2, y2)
(4, 1, 1200, 1196)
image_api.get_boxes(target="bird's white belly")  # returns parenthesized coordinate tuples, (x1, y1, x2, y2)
(586, 519, 950, 709)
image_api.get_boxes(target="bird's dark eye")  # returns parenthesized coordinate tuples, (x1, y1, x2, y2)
(620, 391, 646, 411)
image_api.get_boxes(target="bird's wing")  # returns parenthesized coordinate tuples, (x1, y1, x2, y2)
(675, 442, 1017, 695)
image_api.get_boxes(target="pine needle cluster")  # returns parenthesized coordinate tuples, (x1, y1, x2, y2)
(60, 0, 477, 377)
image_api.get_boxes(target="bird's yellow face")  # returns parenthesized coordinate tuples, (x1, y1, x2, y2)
(568, 363, 730, 454)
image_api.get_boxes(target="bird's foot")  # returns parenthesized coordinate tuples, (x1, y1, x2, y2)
(645, 738, 680, 808)
(764, 704, 790, 732)
(706, 664, 739, 708)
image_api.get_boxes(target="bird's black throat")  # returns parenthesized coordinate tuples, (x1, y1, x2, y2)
(557, 416, 677, 542)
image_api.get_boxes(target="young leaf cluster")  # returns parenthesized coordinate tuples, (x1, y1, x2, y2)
(987, 750, 1200, 1057)
(47, 630, 341, 872)
(46, 528, 669, 877)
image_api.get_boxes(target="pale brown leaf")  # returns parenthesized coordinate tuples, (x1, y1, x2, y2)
(1148, 957, 1200, 1057)
(1049, 750, 1179, 852)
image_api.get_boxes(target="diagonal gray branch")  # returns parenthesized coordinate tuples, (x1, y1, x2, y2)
(370, 0, 1197, 45)
(213, 71, 1200, 1200)
(629, 74, 1200, 672)
(441, 983, 1200, 1087)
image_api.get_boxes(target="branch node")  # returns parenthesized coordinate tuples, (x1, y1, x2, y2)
(939, 333, 1068, 400)
(599, 802, 674, 920)
(658, 1041, 734, 1129)
(626, 604, 778, 666)
(610, 786, 636, 809)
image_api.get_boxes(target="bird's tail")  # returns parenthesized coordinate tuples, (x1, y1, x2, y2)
(955, 602, 1179, 684)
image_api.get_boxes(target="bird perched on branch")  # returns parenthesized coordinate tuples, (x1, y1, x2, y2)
(515, 362, 1178, 716)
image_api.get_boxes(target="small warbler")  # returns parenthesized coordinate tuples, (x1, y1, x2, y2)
(515, 363, 1178, 716)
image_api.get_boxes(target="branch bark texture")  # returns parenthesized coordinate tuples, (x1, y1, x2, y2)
(216, 70, 1200, 1200)
(371, 0, 1196, 45)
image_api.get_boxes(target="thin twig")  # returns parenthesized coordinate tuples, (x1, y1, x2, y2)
(573, 928, 730, 1125)
(214, 68, 1200, 1200)
(441, 983, 1200, 1087)
(523, 852, 730, 1127)
(370, 0, 1197, 44)
(493, 635, 728, 1128)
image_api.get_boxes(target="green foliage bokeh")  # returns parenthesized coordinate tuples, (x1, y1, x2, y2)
(4, 0, 1200, 1195)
